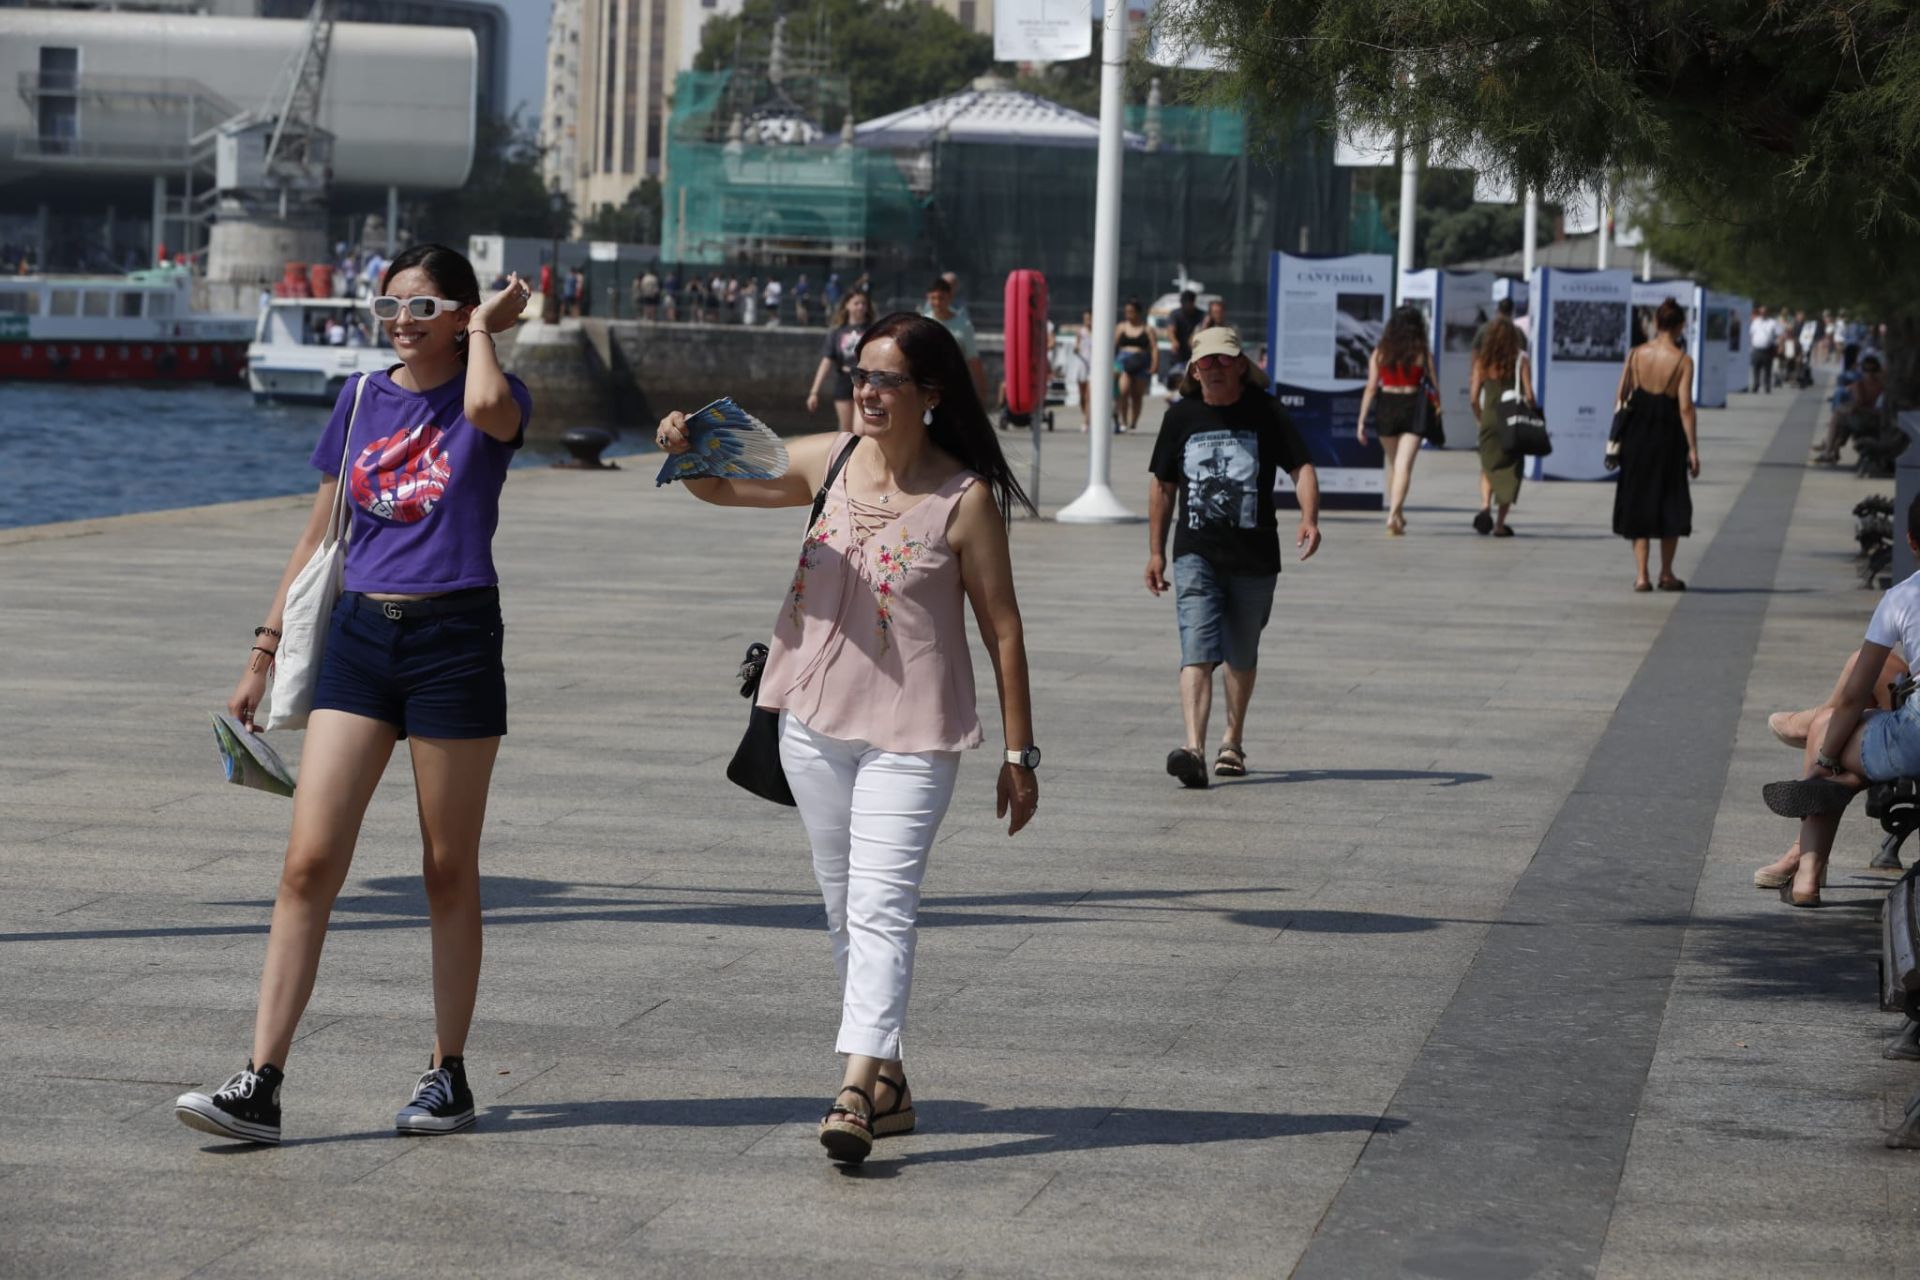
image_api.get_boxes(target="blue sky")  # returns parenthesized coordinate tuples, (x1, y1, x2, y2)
(500, 0, 552, 120)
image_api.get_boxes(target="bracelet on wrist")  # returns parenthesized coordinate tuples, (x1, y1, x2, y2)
(254, 625, 282, 641)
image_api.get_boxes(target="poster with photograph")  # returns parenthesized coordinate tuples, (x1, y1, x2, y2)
(1530, 268, 1633, 481)
(1267, 252, 1395, 507)
(1692, 287, 1737, 407)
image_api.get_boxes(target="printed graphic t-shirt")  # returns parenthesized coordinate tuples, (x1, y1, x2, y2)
(1149, 391, 1310, 577)
(820, 323, 867, 398)
(308, 367, 531, 594)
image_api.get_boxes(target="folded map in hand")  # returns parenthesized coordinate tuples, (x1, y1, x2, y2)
(655, 397, 791, 486)
(211, 712, 297, 797)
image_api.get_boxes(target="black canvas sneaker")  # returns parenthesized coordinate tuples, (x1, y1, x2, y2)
(175, 1062, 283, 1145)
(394, 1056, 475, 1134)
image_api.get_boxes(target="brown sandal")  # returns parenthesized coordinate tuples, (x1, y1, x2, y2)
(1214, 744, 1247, 778)
(873, 1073, 916, 1138)
(819, 1084, 874, 1164)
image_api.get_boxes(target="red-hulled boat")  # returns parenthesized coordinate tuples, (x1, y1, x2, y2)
(0, 267, 253, 383)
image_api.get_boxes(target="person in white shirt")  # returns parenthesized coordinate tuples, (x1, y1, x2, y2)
(1748, 307, 1780, 393)
(1761, 496, 1920, 905)
(762, 277, 784, 326)
(324, 316, 347, 346)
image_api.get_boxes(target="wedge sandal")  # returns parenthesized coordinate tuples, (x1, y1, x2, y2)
(1762, 777, 1856, 818)
(872, 1073, 916, 1138)
(819, 1084, 874, 1164)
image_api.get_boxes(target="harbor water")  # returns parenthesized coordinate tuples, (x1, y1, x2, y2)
(0, 383, 642, 531)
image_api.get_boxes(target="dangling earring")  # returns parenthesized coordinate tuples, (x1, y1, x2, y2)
(922, 407, 934, 426)
(454, 330, 468, 348)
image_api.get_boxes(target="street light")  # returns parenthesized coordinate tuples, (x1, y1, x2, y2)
(544, 183, 566, 324)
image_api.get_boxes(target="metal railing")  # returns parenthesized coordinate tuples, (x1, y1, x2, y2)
(16, 71, 238, 120)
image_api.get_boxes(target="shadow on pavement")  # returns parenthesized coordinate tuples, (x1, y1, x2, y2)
(1234, 768, 1490, 788)
(0, 879, 1479, 942)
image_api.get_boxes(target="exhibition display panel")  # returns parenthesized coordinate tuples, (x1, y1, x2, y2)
(1265, 251, 1395, 508)
(1527, 267, 1635, 481)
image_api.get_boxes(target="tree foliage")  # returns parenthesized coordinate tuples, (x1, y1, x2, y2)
(694, 0, 992, 123)
(583, 179, 664, 245)
(1166, 0, 1920, 300)
(417, 110, 572, 246)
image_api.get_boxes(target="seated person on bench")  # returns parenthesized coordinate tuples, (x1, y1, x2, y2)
(1755, 645, 1909, 889)
(1761, 496, 1920, 907)
(1814, 353, 1886, 465)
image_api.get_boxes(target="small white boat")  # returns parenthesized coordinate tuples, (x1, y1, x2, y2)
(246, 297, 394, 404)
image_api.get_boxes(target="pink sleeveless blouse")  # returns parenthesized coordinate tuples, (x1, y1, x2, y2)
(758, 437, 986, 754)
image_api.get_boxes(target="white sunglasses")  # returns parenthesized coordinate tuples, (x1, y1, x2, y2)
(369, 295, 466, 321)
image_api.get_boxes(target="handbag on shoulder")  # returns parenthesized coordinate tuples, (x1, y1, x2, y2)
(725, 437, 860, 805)
(1496, 391, 1553, 457)
(264, 374, 366, 731)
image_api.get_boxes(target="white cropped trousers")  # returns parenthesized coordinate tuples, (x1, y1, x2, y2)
(779, 711, 960, 1060)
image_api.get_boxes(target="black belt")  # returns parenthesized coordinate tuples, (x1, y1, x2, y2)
(344, 586, 498, 622)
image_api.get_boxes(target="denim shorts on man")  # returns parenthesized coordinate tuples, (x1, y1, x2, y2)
(310, 588, 507, 739)
(1862, 696, 1920, 783)
(1172, 553, 1276, 669)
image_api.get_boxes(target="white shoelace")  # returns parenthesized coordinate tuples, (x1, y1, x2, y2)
(409, 1068, 453, 1111)
(213, 1070, 261, 1102)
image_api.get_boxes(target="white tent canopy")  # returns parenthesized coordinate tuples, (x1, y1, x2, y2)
(853, 88, 1147, 151)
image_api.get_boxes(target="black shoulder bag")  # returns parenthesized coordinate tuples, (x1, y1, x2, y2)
(725, 437, 860, 805)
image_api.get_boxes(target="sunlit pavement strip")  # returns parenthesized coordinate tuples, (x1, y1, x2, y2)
(2, 387, 1911, 1277)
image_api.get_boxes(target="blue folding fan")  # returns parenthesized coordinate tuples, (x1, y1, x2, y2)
(654, 397, 790, 485)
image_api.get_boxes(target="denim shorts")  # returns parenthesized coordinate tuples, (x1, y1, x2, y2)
(1173, 554, 1276, 670)
(1862, 699, 1920, 782)
(311, 588, 507, 739)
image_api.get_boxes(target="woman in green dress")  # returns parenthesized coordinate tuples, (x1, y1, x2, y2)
(1467, 315, 1534, 537)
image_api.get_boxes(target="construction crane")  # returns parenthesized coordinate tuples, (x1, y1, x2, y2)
(208, 0, 337, 220)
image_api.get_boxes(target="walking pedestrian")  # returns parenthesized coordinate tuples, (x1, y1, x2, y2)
(1613, 298, 1699, 592)
(1748, 305, 1779, 393)
(688, 274, 709, 324)
(174, 245, 534, 1145)
(808, 289, 876, 431)
(663, 271, 679, 322)
(762, 276, 783, 326)
(1468, 314, 1533, 537)
(1353, 306, 1437, 536)
(743, 277, 760, 327)
(1146, 327, 1321, 788)
(1166, 289, 1204, 397)
(1070, 309, 1094, 430)
(654, 312, 1040, 1165)
(794, 274, 812, 326)
(1114, 297, 1157, 432)
(921, 276, 989, 401)
(823, 272, 843, 314)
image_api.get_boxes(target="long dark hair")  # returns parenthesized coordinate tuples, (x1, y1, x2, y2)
(1376, 305, 1430, 370)
(1478, 316, 1524, 380)
(381, 243, 482, 361)
(858, 312, 1035, 521)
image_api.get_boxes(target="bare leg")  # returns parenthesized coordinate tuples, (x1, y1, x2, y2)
(1494, 500, 1513, 532)
(1221, 664, 1256, 749)
(833, 399, 854, 433)
(1478, 471, 1493, 515)
(1633, 538, 1652, 588)
(1782, 650, 1908, 740)
(1386, 432, 1421, 529)
(1180, 663, 1215, 753)
(251, 711, 399, 1068)
(1658, 537, 1680, 584)
(409, 735, 500, 1063)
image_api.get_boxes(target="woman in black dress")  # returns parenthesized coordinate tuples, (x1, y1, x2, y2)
(1612, 298, 1699, 591)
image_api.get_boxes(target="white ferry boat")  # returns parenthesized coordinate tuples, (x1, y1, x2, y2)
(246, 297, 395, 403)
(0, 268, 253, 383)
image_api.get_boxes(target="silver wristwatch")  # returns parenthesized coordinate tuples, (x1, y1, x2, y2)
(1005, 745, 1041, 770)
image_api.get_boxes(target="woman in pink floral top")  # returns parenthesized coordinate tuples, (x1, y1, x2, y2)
(657, 313, 1039, 1165)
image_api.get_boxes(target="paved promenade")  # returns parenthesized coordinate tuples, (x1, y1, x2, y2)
(3, 385, 1917, 1277)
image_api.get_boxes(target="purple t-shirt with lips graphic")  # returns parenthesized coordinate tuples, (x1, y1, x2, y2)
(308, 367, 532, 594)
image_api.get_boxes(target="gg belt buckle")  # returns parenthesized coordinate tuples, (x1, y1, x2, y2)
(381, 601, 404, 621)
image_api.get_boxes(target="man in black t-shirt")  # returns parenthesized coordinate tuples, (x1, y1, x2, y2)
(1167, 290, 1204, 392)
(1146, 327, 1321, 789)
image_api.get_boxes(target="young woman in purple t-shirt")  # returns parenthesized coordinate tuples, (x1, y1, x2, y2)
(175, 244, 534, 1145)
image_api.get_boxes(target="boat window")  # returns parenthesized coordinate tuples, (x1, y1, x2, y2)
(0, 290, 34, 314)
(83, 290, 112, 317)
(148, 292, 173, 318)
(118, 292, 143, 317)
(49, 289, 79, 316)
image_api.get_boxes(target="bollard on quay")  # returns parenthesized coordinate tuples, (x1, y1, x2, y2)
(553, 427, 618, 470)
